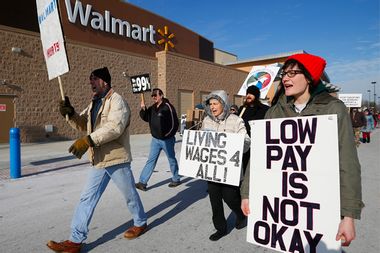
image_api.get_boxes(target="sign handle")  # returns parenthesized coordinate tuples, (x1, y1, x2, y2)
(239, 107, 246, 118)
(58, 76, 69, 121)
(141, 93, 145, 106)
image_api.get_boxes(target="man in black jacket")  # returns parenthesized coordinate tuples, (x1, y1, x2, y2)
(238, 85, 269, 175)
(135, 88, 181, 191)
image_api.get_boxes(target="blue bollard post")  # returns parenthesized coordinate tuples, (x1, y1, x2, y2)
(10, 128, 21, 179)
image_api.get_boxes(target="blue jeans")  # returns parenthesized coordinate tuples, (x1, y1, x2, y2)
(139, 136, 180, 184)
(70, 163, 147, 243)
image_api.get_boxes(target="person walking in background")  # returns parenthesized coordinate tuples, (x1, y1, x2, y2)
(240, 53, 364, 247)
(135, 88, 181, 191)
(238, 85, 269, 175)
(202, 90, 251, 241)
(361, 108, 375, 143)
(350, 107, 367, 147)
(230, 104, 239, 115)
(47, 67, 147, 253)
(369, 108, 378, 128)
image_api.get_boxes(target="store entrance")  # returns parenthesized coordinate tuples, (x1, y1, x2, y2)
(0, 96, 15, 143)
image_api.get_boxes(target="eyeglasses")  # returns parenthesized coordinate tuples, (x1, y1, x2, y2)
(280, 70, 303, 78)
(151, 94, 157, 97)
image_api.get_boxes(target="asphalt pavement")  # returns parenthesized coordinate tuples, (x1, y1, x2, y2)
(0, 131, 379, 253)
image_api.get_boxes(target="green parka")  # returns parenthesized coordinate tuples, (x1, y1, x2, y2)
(241, 83, 364, 219)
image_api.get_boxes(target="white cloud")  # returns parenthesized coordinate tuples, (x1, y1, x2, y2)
(327, 57, 380, 96)
(370, 42, 380, 48)
(328, 57, 380, 81)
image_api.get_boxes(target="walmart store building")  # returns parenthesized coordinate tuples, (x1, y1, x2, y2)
(1, 1, 336, 143)
(0, 0, 251, 143)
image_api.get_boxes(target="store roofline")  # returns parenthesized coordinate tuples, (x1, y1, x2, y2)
(226, 50, 306, 65)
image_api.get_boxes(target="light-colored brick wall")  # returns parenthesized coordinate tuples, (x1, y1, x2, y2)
(1, 26, 155, 142)
(156, 51, 247, 111)
(1, 26, 248, 143)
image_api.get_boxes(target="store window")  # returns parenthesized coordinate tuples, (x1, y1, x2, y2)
(178, 89, 193, 117)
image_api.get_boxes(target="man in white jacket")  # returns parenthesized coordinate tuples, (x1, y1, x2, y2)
(47, 67, 147, 253)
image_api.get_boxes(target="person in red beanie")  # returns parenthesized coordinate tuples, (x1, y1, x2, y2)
(240, 53, 364, 247)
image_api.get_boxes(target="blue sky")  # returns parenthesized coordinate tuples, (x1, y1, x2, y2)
(126, 0, 379, 101)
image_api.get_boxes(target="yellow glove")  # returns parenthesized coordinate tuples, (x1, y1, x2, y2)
(69, 136, 94, 159)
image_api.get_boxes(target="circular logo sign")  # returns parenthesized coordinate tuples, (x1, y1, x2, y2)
(246, 71, 271, 90)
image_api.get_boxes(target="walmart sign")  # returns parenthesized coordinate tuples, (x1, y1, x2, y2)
(64, 0, 156, 44)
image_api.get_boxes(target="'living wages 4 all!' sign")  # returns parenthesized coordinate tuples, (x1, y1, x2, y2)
(247, 115, 341, 253)
(179, 130, 244, 186)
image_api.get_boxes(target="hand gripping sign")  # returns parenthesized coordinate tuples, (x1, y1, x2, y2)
(247, 115, 341, 253)
(179, 130, 244, 186)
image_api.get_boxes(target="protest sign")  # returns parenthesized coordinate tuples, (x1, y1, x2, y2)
(238, 64, 280, 99)
(247, 115, 341, 253)
(338, 93, 362, 107)
(179, 130, 244, 186)
(130, 74, 152, 93)
(36, 0, 69, 80)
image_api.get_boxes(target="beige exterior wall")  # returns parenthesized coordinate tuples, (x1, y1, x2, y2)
(0, 26, 247, 143)
(214, 48, 238, 65)
(156, 51, 247, 111)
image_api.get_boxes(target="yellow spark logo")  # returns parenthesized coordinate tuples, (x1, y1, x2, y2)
(157, 26, 175, 51)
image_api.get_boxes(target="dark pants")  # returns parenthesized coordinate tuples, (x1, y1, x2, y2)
(207, 181, 245, 232)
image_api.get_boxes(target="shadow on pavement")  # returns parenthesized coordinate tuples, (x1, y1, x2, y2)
(145, 176, 192, 191)
(145, 179, 208, 230)
(30, 155, 76, 165)
(82, 220, 134, 252)
(83, 178, 207, 251)
(21, 161, 89, 178)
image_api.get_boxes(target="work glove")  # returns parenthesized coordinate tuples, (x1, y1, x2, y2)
(59, 96, 75, 118)
(69, 135, 94, 159)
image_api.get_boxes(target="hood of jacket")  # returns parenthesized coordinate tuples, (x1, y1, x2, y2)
(203, 90, 230, 121)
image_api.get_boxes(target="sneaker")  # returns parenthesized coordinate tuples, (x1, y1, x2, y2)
(209, 230, 227, 241)
(124, 224, 148, 239)
(135, 182, 147, 191)
(46, 240, 81, 253)
(168, 181, 181, 188)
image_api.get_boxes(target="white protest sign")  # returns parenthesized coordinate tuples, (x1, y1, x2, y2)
(36, 0, 69, 80)
(179, 130, 244, 186)
(130, 74, 152, 93)
(238, 64, 280, 99)
(338, 93, 362, 108)
(247, 115, 341, 253)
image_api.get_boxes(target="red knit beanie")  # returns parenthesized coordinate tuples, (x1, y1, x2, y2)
(286, 53, 326, 85)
